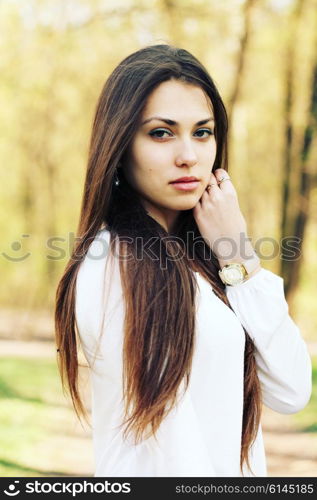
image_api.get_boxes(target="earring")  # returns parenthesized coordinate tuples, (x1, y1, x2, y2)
(114, 168, 120, 186)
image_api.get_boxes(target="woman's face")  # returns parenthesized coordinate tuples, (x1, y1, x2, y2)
(123, 78, 217, 232)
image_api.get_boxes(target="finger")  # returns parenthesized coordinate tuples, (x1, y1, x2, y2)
(201, 174, 220, 208)
(204, 172, 219, 194)
(213, 168, 236, 195)
(213, 168, 230, 185)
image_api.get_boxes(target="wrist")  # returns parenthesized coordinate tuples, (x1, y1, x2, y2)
(218, 252, 260, 269)
(245, 263, 262, 279)
(216, 236, 256, 264)
(218, 254, 262, 286)
(218, 252, 262, 282)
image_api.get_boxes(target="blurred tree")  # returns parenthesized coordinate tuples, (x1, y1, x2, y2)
(280, 0, 317, 308)
(0, 0, 316, 339)
(227, 0, 258, 136)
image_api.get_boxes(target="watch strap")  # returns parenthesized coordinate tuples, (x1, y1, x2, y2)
(239, 253, 261, 275)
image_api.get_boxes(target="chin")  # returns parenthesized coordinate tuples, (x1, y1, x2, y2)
(172, 198, 199, 211)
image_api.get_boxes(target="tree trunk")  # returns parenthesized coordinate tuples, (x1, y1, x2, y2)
(281, 59, 317, 308)
(227, 0, 257, 133)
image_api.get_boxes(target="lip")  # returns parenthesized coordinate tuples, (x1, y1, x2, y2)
(170, 176, 199, 183)
(170, 181, 200, 191)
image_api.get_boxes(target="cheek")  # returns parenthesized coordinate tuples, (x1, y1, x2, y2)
(127, 161, 159, 196)
(137, 133, 172, 158)
(140, 142, 170, 169)
(132, 146, 169, 185)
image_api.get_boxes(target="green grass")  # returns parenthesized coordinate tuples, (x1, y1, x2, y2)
(292, 356, 317, 432)
(0, 356, 315, 477)
(0, 357, 92, 477)
(0, 358, 62, 405)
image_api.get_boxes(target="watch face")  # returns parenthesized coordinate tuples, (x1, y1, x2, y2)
(223, 266, 244, 285)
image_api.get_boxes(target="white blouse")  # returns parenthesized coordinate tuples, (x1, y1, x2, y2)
(75, 228, 312, 477)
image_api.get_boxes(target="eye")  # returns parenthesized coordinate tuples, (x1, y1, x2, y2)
(149, 128, 173, 139)
(148, 127, 215, 140)
(195, 128, 214, 138)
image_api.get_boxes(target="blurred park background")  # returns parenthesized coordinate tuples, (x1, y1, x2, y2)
(0, 0, 316, 477)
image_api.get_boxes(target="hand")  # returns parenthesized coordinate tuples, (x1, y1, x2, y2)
(192, 168, 259, 269)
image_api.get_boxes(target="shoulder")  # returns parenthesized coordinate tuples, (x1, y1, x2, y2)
(75, 227, 123, 346)
(86, 227, 112, 260)
(75, 228, 111, 318)
(75, 226, 123, 303)
(77, 228, 111, 280)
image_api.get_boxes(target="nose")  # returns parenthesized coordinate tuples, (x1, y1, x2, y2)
(175, 140, 198, 168)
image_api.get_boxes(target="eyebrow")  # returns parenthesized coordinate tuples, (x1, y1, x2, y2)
(140, 116, 215, 126)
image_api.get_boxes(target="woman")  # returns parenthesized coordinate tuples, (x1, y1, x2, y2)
(55, 44, 312, 477)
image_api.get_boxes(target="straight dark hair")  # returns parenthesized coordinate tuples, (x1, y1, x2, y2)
(55, 44, 262, 475)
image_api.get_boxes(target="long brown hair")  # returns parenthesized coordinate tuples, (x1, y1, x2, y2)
(55, 44, 262, 475)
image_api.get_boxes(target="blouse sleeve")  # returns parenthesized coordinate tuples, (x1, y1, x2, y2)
(225, 267, 312, 415)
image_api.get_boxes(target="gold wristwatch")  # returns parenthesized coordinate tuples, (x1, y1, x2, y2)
(218, 256, 261, 286)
